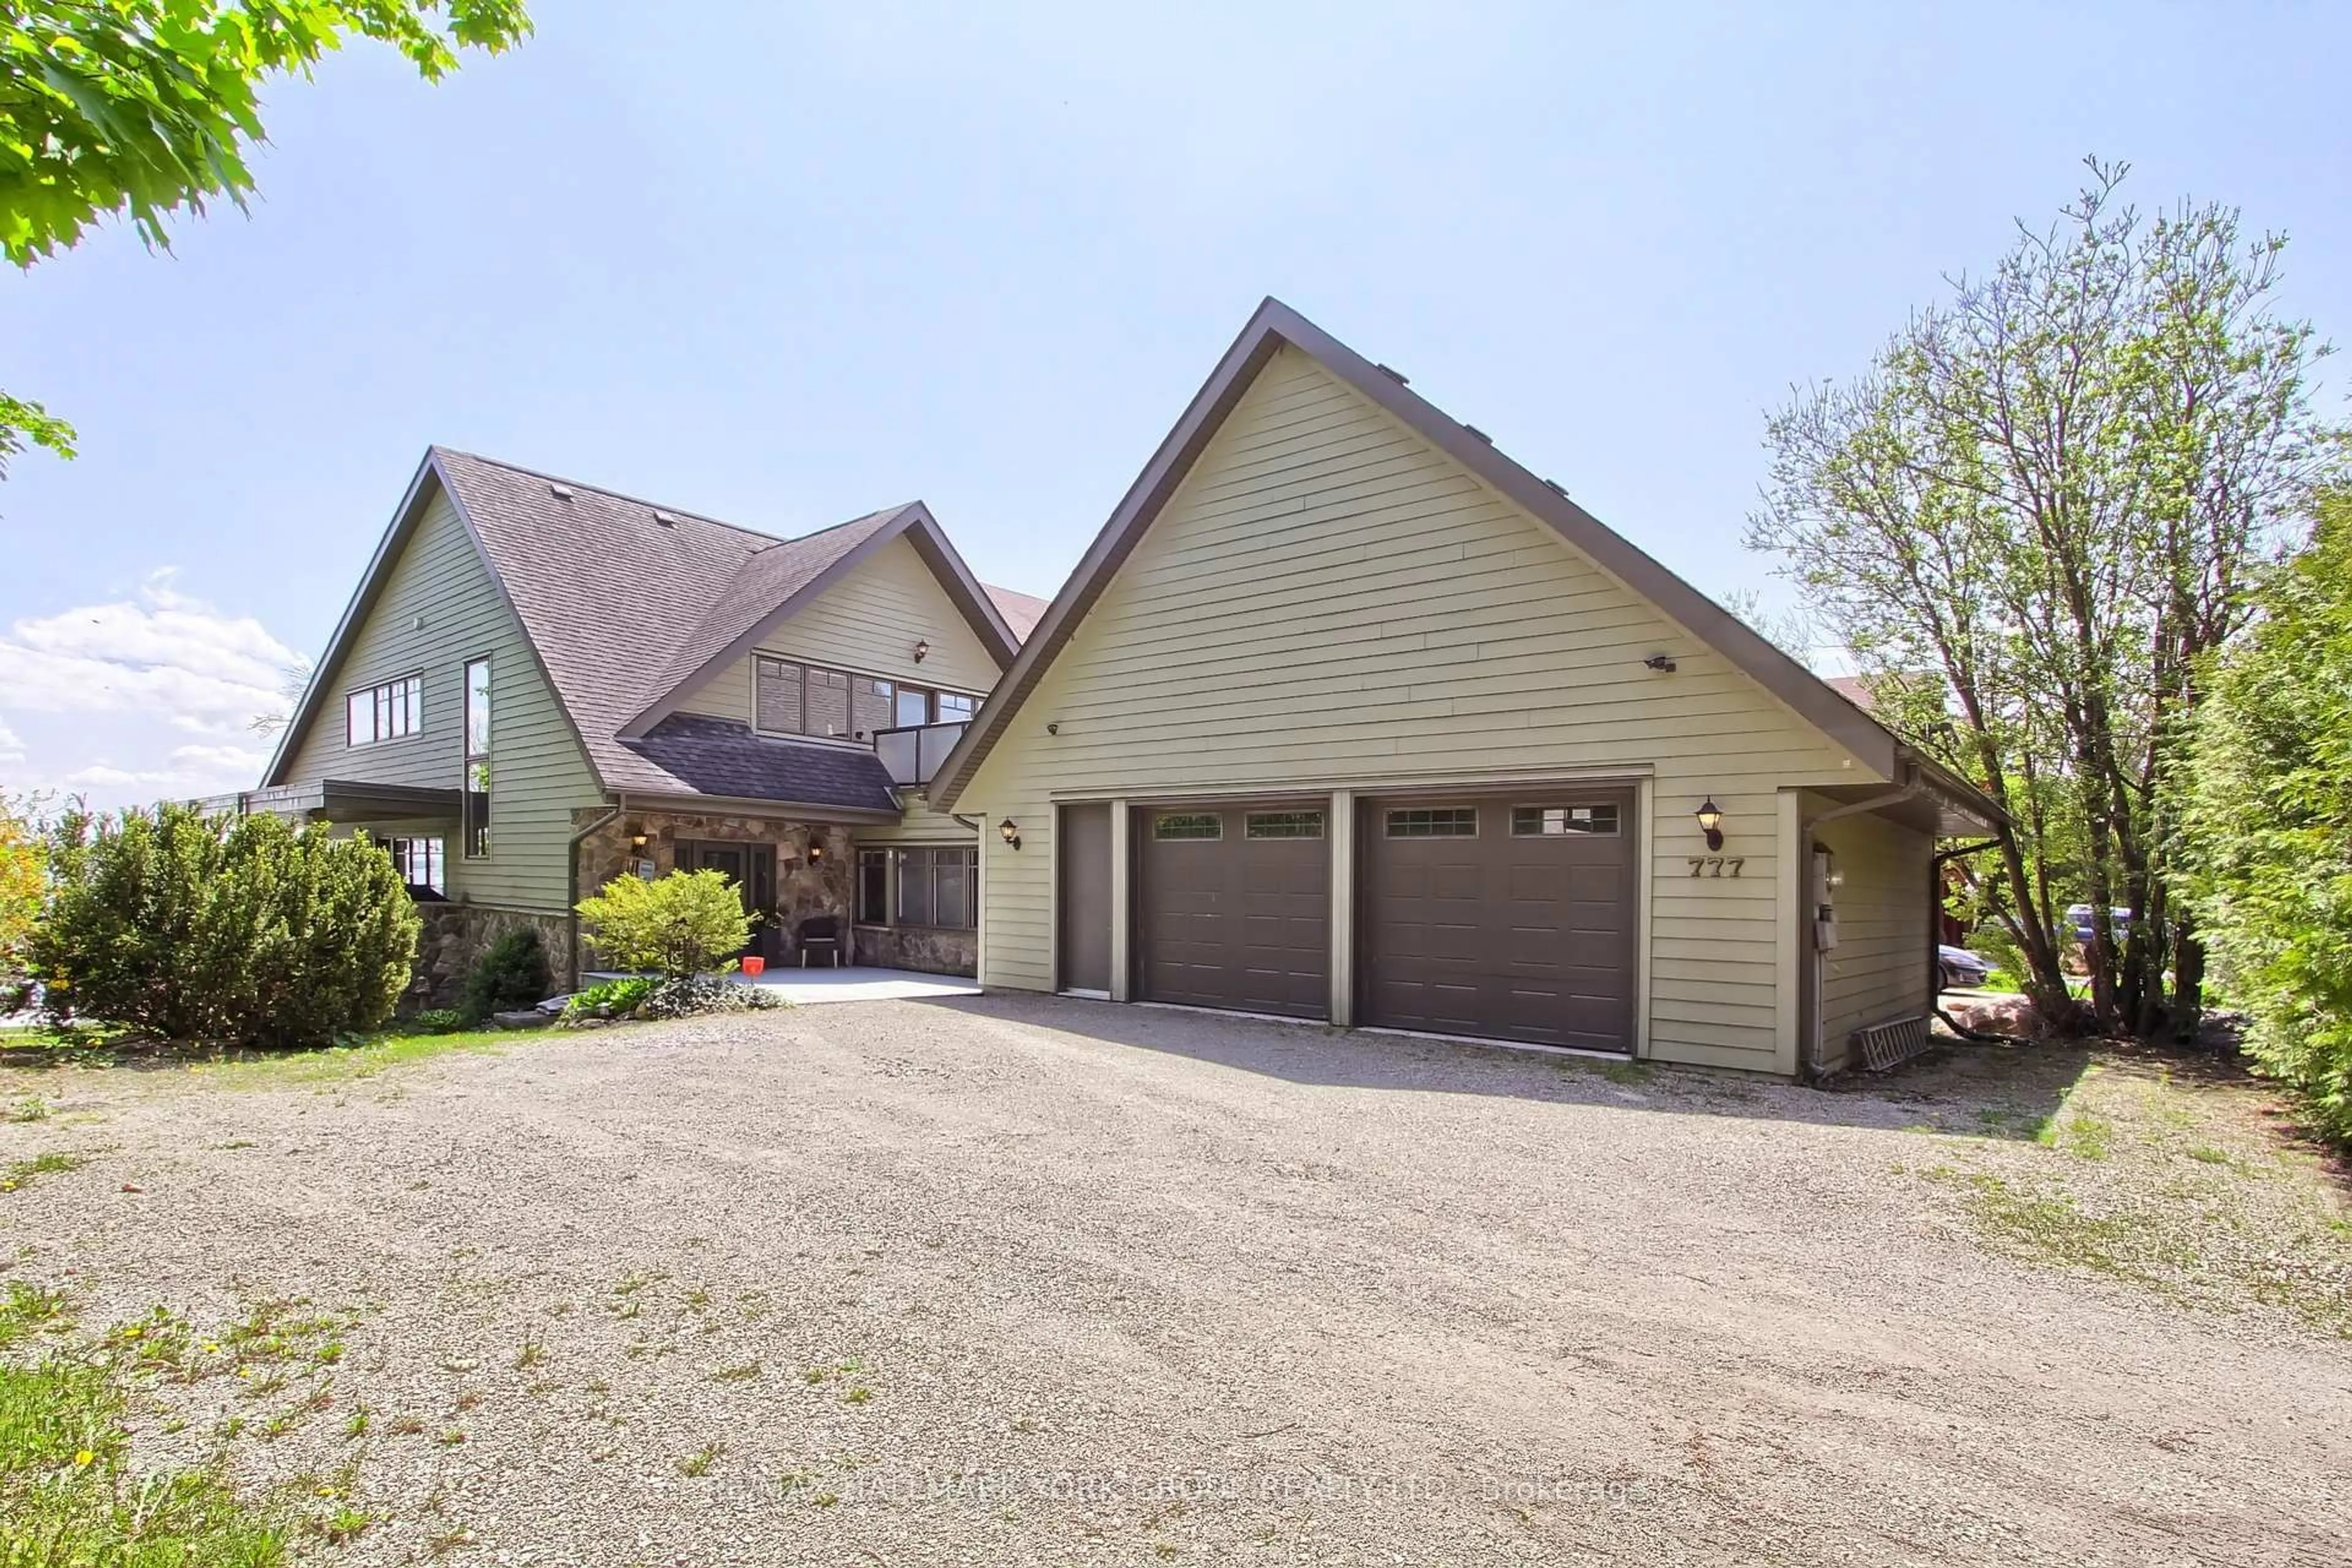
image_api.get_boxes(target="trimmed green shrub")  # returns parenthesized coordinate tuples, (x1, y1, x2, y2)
(457, 925, 551, 1023)
(27, 804, 418, 1047)
(407, 1008, 465, 1036)
(575, 870, 751, 980)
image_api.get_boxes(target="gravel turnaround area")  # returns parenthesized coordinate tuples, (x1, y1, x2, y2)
(5, 995, 2350, 1566)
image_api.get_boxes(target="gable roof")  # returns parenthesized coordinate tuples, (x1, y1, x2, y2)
(986, 585, 1052, 642)
(265, 448, 1023, 805)
(929, 297, 2002, 832)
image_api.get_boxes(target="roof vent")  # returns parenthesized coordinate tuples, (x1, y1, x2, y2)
(1463, 424, 1493, 443)
(1374, 362, 1411, 385)
(548, 481, 575, 500)
(653, 510, 679, 527)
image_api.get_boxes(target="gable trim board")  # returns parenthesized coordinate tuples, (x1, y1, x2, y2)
(930, 297, 1996, 834)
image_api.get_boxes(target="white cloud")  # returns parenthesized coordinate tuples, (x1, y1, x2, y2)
(0, 568, 301, 724)
(0, 571, 306, 808)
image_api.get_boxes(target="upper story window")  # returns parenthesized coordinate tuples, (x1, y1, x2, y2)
(755, 657, 982, 741)
(462, 657, 491, 859)
(346, 674, 422, 747)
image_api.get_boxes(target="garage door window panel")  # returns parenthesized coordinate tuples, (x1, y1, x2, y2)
(1153, 812, 1223, 841)
(1512, 805, 1620, 837)
(1385, 807, 1477, 838)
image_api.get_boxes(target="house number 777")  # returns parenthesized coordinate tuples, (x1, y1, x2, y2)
(1687, 858, 1745, 878)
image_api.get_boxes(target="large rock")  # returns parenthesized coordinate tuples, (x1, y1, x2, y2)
(1943, 992, 2045, 1038)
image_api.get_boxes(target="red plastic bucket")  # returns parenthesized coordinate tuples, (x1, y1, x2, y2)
(741, 956, 767, 978)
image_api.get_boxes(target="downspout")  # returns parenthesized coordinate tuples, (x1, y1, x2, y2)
(566, 795, 624, 992)
(1795, 769, 1928, 1082)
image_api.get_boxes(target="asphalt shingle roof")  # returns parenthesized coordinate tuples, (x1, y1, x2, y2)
(986, 584, 1051, 642)
(617, 714, 900, 813)
(428, 449, 1022, 804)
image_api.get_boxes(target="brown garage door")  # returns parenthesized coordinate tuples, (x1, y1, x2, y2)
(1136, 803, 1329, 1019)
(1362, 794, 1635, 1051)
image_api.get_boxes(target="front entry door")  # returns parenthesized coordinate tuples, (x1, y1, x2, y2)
(687, 842, 774, 961)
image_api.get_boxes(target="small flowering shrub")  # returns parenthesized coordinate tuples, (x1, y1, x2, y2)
(637, 975, 783, 1019)
(574, 870, 751, 979)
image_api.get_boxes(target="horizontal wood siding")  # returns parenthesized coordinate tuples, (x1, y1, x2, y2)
(1813, 809, 1934, 1068)
(677, 536, 1001, 721)
(859, 793, 978, 846)
(280, 484, 603, 914)
(962, 347, 1872, 1070)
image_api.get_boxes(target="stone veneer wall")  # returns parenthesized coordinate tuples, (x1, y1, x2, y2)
(409, 904, 573, 1012)
(573, 807, 854, 968)
(850, 922, 977, 977)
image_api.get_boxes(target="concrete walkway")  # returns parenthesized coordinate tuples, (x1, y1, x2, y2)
(739, 964, 980, 1005)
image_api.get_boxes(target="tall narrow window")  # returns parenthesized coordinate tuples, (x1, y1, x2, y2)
(855, 849, 891, 924)
(462, 657, 491, 858)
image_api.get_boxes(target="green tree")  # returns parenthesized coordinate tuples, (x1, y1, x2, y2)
(0, 791, 41, 982)
(575, 870, 752, 981)
(2179, 491, 2352, 1143)
(1747, 159, 2337, 1036)
(1, 0, 532, 477)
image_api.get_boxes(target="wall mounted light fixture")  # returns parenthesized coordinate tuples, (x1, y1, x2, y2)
(628, 826, 649, 850)
(998, 818, 1022, 851)
(913, 638, 930, 664)
(1695, 797, 1724, 851)
(807, 842, 825, 864)
(1644, 653, 1678, 673)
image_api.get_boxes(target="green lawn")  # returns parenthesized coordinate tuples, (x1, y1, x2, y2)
(0, 1020, 532, 1087)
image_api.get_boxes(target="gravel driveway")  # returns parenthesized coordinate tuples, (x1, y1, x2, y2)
(4, 995, 2347, 1565)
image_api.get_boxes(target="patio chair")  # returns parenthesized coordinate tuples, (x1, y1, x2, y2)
(796, 916, 843, 969)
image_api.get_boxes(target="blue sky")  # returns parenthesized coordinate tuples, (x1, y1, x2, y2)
(4, 2, 2347, 805)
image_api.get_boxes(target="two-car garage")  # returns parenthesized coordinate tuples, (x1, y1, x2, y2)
(1063, 791, 1637, 1054)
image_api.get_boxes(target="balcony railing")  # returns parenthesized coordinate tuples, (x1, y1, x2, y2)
(873, 720, 969, 786)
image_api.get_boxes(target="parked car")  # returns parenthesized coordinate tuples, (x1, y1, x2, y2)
(2065, 904, 2135, 944)
(1938, 944, 1991, 992)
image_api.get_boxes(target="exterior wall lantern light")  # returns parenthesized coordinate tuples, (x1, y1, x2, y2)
(628, 826, 649, 850)
(998, 818, 1022, 851)
(1695, 797, 1725, 851)
(913, 638, 930, 664)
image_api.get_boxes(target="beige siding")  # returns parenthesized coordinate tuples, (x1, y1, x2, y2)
(858, 791, 979, 846)
(676, 535, 1001, 722)
(281, 483, 604, 914)
(961, 345, 1874, 1072)
(1812, 809, 1935, 1069)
